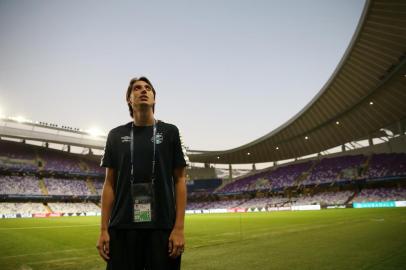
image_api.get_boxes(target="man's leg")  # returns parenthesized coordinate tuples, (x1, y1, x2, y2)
(107, 228, 147, 270)
(107, 228, 129, 270)
(130, 229, 149, 270)
(146, 229, 181, 270)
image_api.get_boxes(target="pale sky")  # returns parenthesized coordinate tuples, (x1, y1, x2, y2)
(0, 0, 365, 152)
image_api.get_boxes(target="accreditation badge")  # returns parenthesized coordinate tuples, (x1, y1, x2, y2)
(131, 182, 154, 223)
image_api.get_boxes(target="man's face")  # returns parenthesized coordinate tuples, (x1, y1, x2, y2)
(128, 80, 155, 110)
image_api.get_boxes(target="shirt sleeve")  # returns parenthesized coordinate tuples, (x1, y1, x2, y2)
(100, 130, 116, 168)
(172, 125, 189, 170)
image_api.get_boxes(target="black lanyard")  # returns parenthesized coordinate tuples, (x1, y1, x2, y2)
(130, 119, 157, 184)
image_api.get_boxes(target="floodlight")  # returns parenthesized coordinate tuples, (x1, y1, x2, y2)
(13, 115, 29, 123)
(86, 127, 105, 137)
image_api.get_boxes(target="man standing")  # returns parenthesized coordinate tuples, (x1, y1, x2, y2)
(97, 77, 188, 270)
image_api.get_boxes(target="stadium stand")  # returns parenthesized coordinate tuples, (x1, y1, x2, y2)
(236, 196, 289, 209)
(215, 171, 272, 194)
(93, 179, 104, 195)
(1, 137, 406, 215)
(350, 187, 406, 203)
(0, 140, 105, 176)
(187, 178, 222, 193)
(43, 178, 92, 196)
(301, 155, 366, 186)
(187, 199, 246, 210)
(82, 160, 105, 175)
(365, 153, 406, 179)
(0, 140, 38, 172)
(47, 202, 100, 213)
(215, 152, 406, 195)
(0, 139, 104, 215)
(0, 175, 42, 195)
(291, 190, 354, 206)
(0, 202, 47, 215)
(268, 161, 313, 190)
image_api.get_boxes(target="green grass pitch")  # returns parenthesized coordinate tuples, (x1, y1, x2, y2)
(1, 208, 405, 270)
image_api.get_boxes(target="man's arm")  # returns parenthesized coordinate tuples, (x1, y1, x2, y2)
(168, 166, 187, 258)
(97, 167, 116, 261)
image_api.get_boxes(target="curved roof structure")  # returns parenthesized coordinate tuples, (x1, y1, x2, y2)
(0, 118, 106, 149)
(189, 0, 406, 164)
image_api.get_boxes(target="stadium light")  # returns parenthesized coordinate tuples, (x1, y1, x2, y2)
(11, 115, 31, 123)
(86, 127, 105, 137)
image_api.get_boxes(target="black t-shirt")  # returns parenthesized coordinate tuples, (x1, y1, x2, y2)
(100, 120, 188, 229)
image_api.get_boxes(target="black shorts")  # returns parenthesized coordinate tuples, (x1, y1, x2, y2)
(107, 228, 181, 270)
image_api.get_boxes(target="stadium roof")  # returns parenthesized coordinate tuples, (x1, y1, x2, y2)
(189, 0, 406, 164)
(0, 117, 106, 150)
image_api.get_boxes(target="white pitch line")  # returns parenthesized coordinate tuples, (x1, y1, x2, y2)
(0, 247, 96, 260)
(24, 254, 100, 265)
(0, 224, 99, 230)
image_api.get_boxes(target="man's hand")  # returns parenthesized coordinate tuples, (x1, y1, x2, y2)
(97, 230, 110, 261)
(168, 227, 185, 258)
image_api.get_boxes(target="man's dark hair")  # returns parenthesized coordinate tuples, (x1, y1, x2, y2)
(126, 76, 156, 117)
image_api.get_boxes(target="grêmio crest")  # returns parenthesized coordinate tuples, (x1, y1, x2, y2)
(151, 133, 164, 144)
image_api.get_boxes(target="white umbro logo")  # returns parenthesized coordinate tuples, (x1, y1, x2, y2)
(121, 136, 131, 143)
